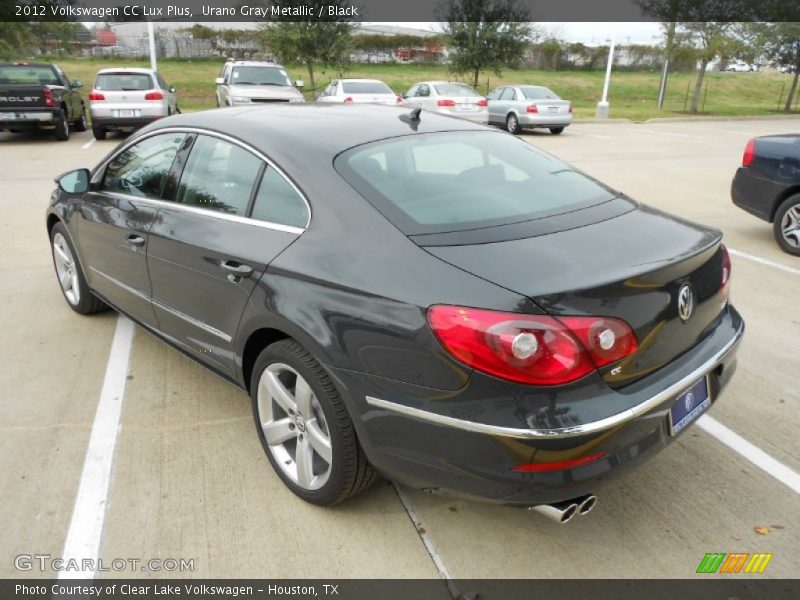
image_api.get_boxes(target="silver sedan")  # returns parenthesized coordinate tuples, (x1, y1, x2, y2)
(487, 85, 572, 135)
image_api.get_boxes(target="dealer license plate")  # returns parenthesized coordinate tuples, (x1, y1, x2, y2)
(117, 109, 136, 118)
(1, 112, 16, 120)
(668, 376, 710, 435)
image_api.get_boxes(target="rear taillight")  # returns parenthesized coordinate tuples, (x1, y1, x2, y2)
(568, 103, 573, 113)
(477, 98, 488, 107)
(720, 244, 732, 304)
(43, 88, 54, 108)
(396, 96, 403, 104)
(427, 306, 638, 386)
(526, 105, 538, 113)
(144, 91, 164, 101)
(437, 99, 455, 107)
(88, 92, 105, 101)
(742, 138, 756, 167)
(344, 96, 353, 104)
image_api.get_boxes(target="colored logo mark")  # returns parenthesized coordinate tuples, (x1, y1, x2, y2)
(696, 552, 773, 574)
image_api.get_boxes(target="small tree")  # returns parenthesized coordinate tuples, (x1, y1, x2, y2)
(680, 22, 739, 112)
(438, 0, 533, 89)
(747, 23, 800, 112)
(259, 0, 354, 91)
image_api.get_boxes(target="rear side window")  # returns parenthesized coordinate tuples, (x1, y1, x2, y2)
(521, 87, 559, 100)
(176, 135, 262, 216)
(103, 133, 186, 199)
(0, 64, 59, 85)
(95, 73, 154, 91)
(336, 131, 615, 235)
(341, 81, 392, 94)
(251, 168, 309, 228)
(434, 83, 477, 97)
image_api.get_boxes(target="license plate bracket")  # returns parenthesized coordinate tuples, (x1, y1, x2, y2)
(668, 375, 711, 435)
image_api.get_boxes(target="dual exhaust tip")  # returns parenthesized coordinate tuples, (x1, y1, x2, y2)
(530, 494, 597, 524)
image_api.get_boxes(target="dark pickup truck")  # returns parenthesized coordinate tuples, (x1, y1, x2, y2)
(0, 62, 87, 141)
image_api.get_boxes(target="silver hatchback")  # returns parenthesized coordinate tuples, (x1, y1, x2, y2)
(89, 68, 178, 140)
(487, 85, 572, 135)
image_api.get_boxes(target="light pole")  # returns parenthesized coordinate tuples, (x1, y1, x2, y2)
(147, 22, 157, 72)
(596, 34, 616, 118)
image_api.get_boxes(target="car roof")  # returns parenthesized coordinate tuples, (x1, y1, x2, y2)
(140, 104, 488, 167)
(96, 67, 155, 75)
(338, 78, 387, 83)
(228, 61, 284, 68)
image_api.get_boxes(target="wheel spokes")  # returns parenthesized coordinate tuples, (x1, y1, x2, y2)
(306, 419, 332, 464)
(295, 435, 315, 488)
(294, 376, 313, 418)
(262, 370, 298, 415)
(262, 417, 296, 446)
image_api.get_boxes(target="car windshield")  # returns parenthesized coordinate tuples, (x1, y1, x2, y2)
(95, 73, 153, 91)
(0, 65, 59, 85)
(336, 131, 615, 235)
(341, 81, 393, 94)
(521, 87, 559, 100)
(232, 66, 291, 86)
(434, 83, 478, 97)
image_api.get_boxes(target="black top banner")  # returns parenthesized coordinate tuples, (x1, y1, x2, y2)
(2, 0, 800, 23)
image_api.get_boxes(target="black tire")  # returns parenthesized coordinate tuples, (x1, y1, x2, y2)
(506, 113, 521, 135)
(175, 104, 182, 114)
(773, 194, 800, 256)
(54, 109, 69, 141)
(250, 339, 378, 505)
(73, 105, 87, 132)
(92, 126, 107, 140)
(550, 127, 565, 135)
(49, 222, 108, 315)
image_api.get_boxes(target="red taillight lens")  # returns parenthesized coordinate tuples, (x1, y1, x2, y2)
(568, 103, 573, 113)
(513, 451, 606, 472)
(43, 88, 54, 108)
(396, 96, 403, 104)
(144, 91, 164, 101)
(88, 92, 105, 101)
(427, 306, 638, 386)
(720, 244, 732, 304)
(742, 138, 756, 167)
(344, 96, 353, 104)
(437, 99, 455, 107)
(526, 104, 538, 113)
(477, 98, 488, 107)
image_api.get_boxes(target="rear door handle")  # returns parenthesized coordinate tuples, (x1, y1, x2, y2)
(127, 234, 146, 247)
(220, 260, 253, 277)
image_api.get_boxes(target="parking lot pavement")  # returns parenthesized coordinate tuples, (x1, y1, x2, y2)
(1, 118, 798, 584)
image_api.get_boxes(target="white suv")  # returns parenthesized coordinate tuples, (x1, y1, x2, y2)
(215, 60, 305, 107)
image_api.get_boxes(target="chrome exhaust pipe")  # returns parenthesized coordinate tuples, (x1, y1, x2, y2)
(577, 494, 597, 516)
(530, 501, 579, 524)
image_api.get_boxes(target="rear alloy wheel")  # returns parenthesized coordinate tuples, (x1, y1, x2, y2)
(92, 126, 106, 141)
(774, 194, 800, 256)
(251, 339, 378, 505)
(550, 127, 565, 135)
(506, 113, 521, 135)
(54, 109, 69, 141)
(74, 105, 87, 132)
(50, 223, 107, 314)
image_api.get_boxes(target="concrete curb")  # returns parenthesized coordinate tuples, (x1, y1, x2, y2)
(574, 114, 800, 125)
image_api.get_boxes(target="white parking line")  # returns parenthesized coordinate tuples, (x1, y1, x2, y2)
(697, 415, 800, 494)
(59, 316, 134, 579)
(81, 139, 95, 150)
(729, 248, 800, 277)
(634, 128, 689, 138)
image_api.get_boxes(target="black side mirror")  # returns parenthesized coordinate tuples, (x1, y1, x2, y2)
(55, 169, 90, 194)
(70, 81, 83, 90)
(169, 86, 176, 93)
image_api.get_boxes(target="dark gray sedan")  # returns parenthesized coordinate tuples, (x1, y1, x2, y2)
(46, 105, 742, 522)
(487, 85, 572, 135)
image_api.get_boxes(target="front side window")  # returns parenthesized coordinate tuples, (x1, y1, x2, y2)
(176, 135, 262, 216)
(417, 84, 430, 97)
(251, 168, 309, 228)
(103, 133, 186, 198)
(336, 131, 615, 235)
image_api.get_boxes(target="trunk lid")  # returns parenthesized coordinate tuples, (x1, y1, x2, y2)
(0, 85, 49, 109)
(530, 99, 570, 115)
(423, 206, 726, 387)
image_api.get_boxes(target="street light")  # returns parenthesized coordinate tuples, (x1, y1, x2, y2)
(596, 35, 616, 118)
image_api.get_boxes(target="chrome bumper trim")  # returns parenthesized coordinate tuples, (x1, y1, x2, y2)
(366, 322, 744, 439)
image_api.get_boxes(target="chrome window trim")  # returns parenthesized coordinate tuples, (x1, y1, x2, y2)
(366, 322, 744, 440)
(92, 126, 312, 231)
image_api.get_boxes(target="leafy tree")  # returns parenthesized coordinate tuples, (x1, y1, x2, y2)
(745, 23, 800, 111)
(258, 0, 355, 91)
(438, 0, 534, 88)
(680, 22, 740, 112)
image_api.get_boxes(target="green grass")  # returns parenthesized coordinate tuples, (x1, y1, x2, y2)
(45, 57, 800, 120)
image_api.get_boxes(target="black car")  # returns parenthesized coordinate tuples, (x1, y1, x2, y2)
(732, 134, 800, 256)
(46, 106, 743, 522)
(0, 62, 87, 140)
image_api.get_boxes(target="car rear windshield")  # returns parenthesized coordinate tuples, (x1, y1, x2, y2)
(341, 81, 393, 94)
(521, 87, 559, 100)
(335, 131, 616, 235)
(232, 66, 291, 86)
(95, 73, 153, 91)
(0, 64, 59, 85)
(434, 83, 478, 97)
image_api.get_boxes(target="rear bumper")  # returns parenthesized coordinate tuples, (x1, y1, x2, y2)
(0, 110, 56, 127)
(433, 108, 489, 124)
(517, 113, 572, 128)
(334, 305, 744, 505)
(91, 116, 164, 130)
(731, 167, 784, 222)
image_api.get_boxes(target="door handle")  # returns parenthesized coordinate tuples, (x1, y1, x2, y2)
(127, 234, 146, 247)
(220, 260, 253, 277)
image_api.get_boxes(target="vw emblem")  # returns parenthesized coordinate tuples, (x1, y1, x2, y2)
(294, 414, 306, 433)
(684, 391, 694, 412)
(677, 284, 694, 322)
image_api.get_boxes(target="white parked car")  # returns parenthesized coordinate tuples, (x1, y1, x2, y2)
(316, 79, 401, 105)
(88, 68, 178, 140)
(725, 61, 758, 72)
(215, 60, 305, 107)
(402, 81, 488, 124)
